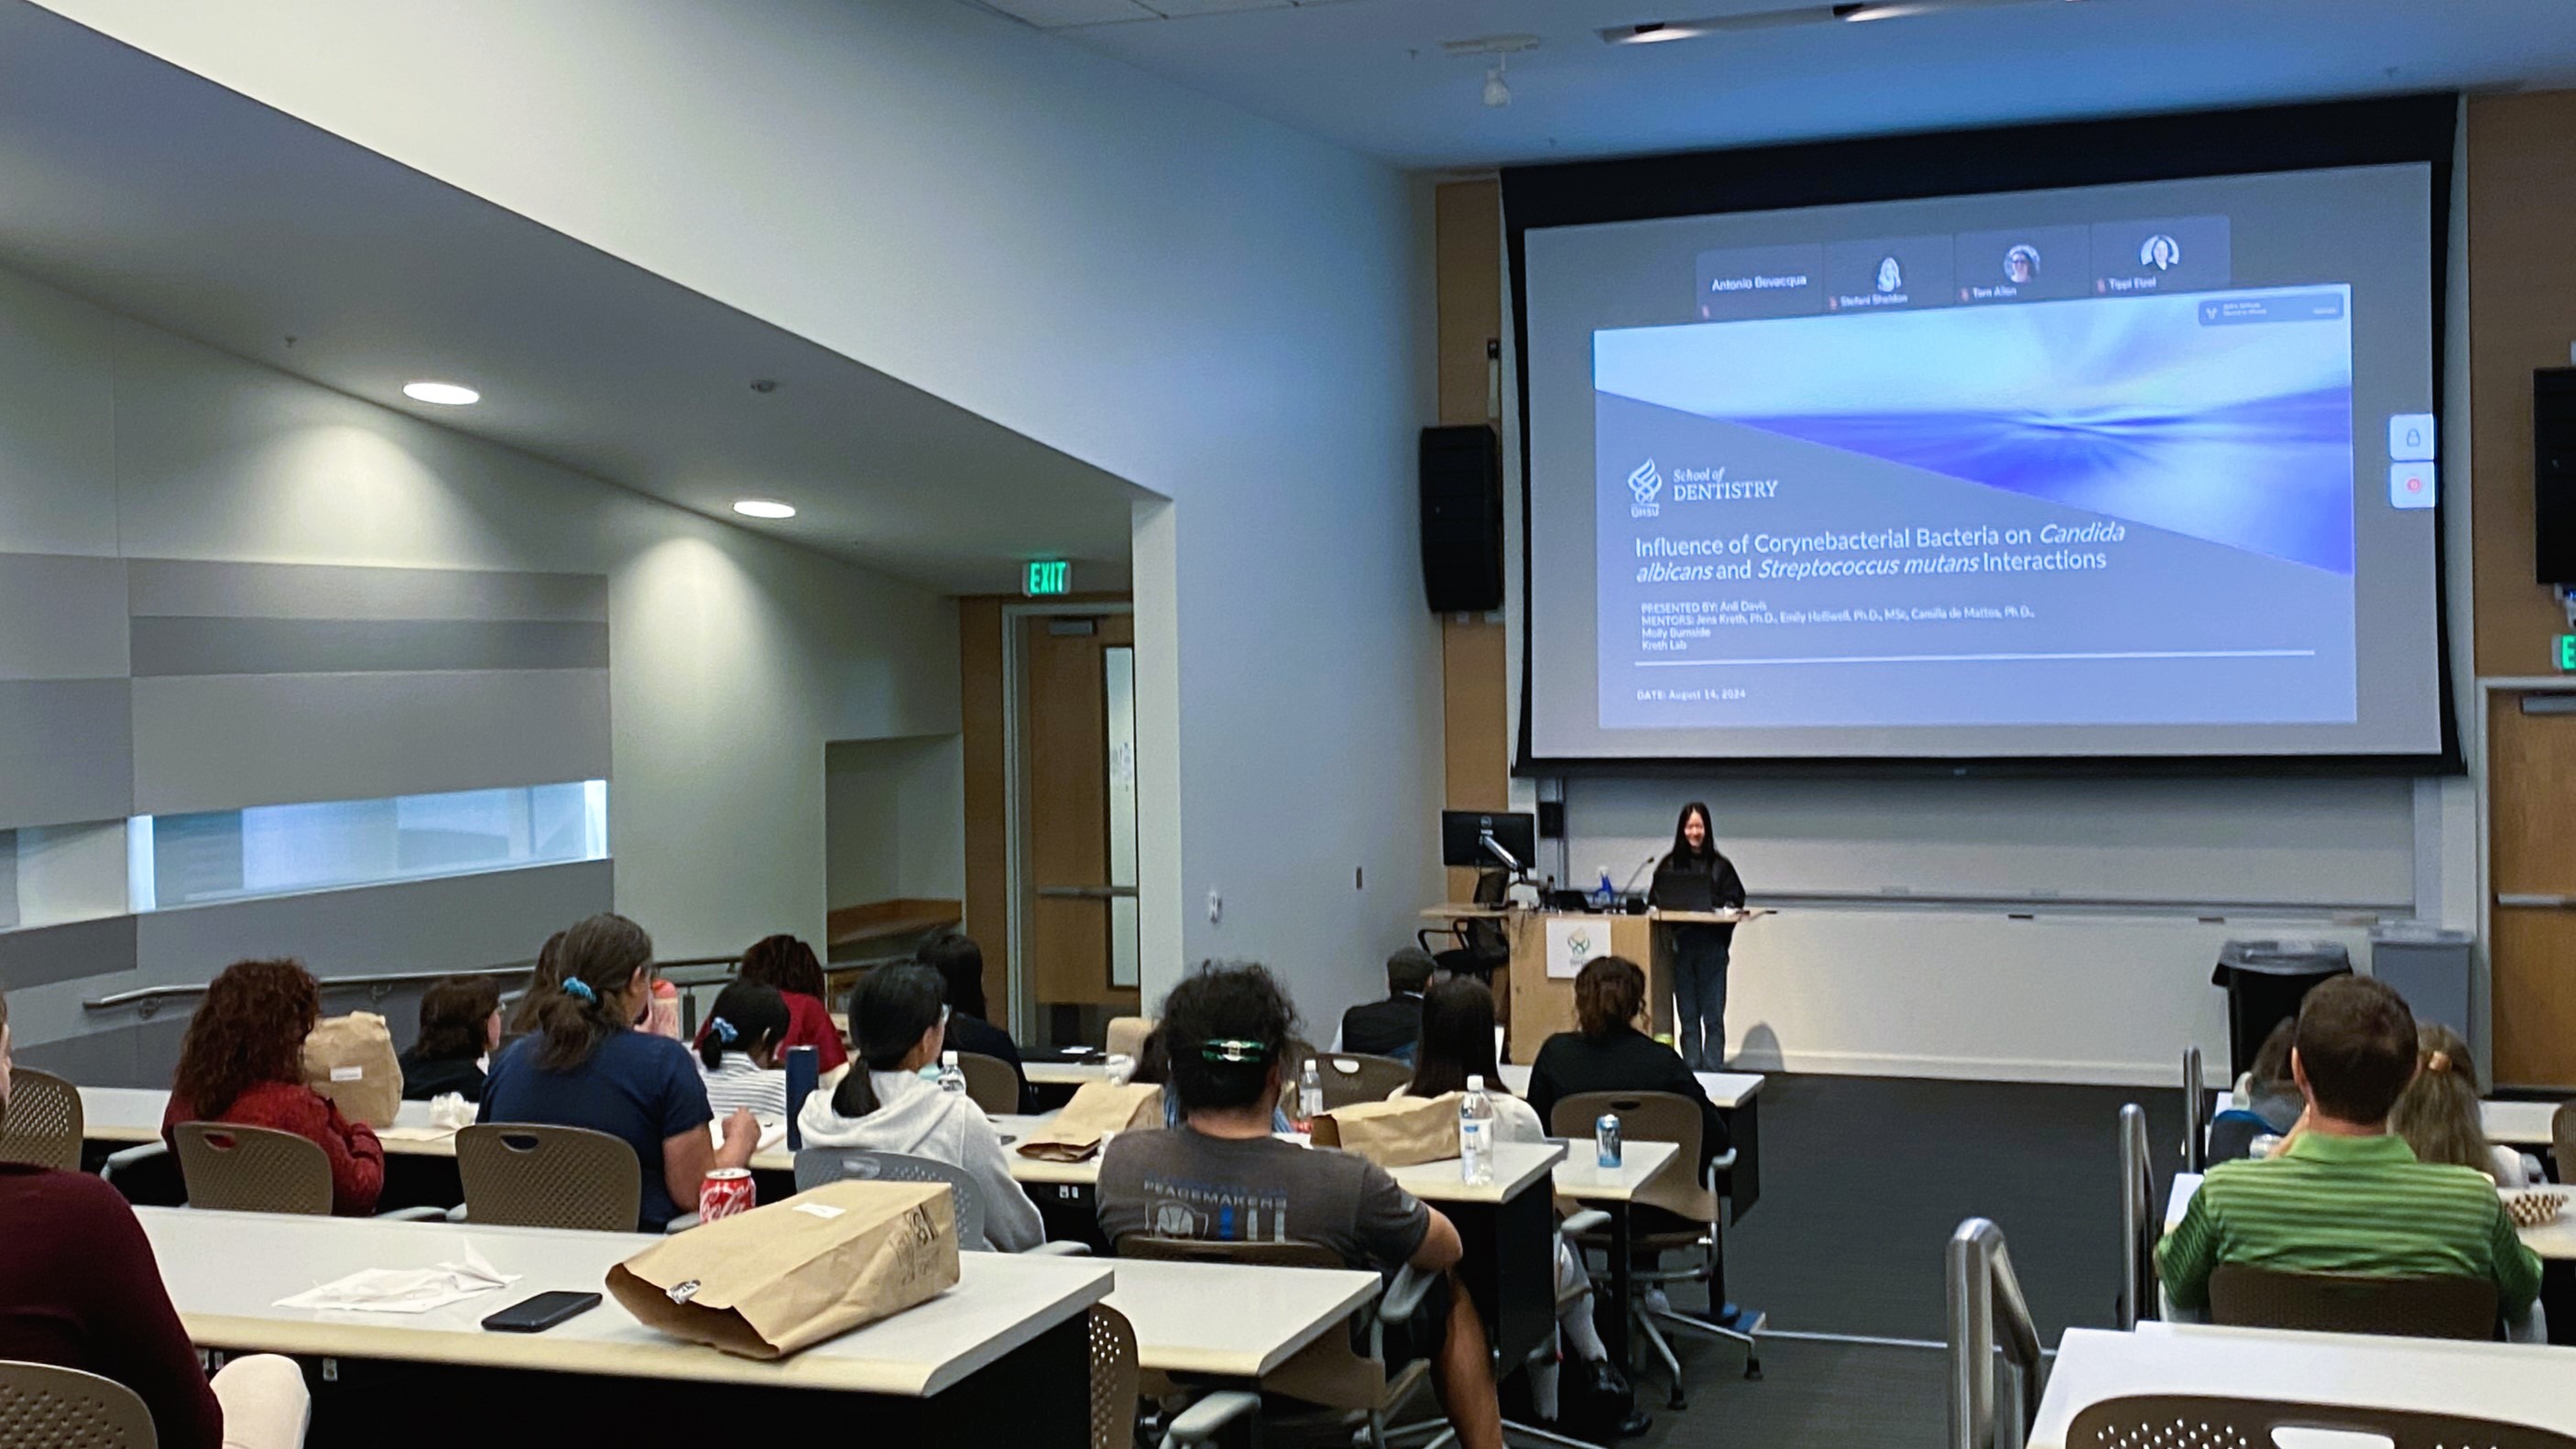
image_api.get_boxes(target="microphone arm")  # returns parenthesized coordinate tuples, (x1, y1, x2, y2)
(1620, 854, 1661, 895)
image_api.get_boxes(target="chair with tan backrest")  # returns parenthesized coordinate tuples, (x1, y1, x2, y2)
(1316, 1054, 1414, 1111)
(796, 1146, 987, 1249)
(0, 1068, 82, 1171)
(1106, 1016, 1156, 1062)
(1550, 1089, 1758, 1404)
(455, 1123, 641, 1232)
(2555, 1102, 2575, 1177)
(2068, 1394, 2576, 1449)
(1086, 1304, 1141, 1449)
(955, 1051, 1021, 1117)
(0, 1361, 157, 1449)
(2207, 1262, 2499, 1340)
(174, 1122, 336, 1215)
(1117, 1237, 1434, 1449)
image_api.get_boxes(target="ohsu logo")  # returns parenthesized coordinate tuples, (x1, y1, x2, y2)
(1627, 458, 1663, 518)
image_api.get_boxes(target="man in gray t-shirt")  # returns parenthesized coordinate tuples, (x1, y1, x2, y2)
(1097, 963, 1501, 1449)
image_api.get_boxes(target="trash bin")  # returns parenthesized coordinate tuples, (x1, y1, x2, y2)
(2212, 939, 2353, 1080)
(2370, 924, 2473, 1040)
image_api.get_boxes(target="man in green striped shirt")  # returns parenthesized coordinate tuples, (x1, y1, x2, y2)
(2159, 975, 2541, 1321)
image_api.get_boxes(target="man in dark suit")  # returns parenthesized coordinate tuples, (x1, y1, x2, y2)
(1337, 947, 1435, 1062)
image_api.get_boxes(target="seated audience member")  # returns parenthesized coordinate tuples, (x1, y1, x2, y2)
(1133, 1025, 1293, 1134)
(696, 981, 791, 1121)
(921, 932, 1034, 1113)
(1526, 956, 1729, 1188)
(1, 989, 313, 1449)
(2158, 976, 2541, 1330)
(1096, 962, 1505, 1449)
(2207, 1020, 2301, 1161)
(162, 960, 385, 1216)
(1336, 946, 1435, 1062)
(399, 975, 503, 1102)
(799, 963, 1042, 1251)
(707, 934, 847, 1072)
(481, 913, 758, 1230)
(1402, 978, 1642, 1433)
(505, 929, 569, 1037)
(2393, 1024, 2534, 1187)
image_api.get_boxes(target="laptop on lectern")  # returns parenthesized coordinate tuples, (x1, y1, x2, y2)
(1650, 868, 1717, 914)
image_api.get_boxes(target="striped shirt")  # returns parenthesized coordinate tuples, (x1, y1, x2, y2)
(696, 1054, 787, 1123)
(2157, 1130, 2542, 1314)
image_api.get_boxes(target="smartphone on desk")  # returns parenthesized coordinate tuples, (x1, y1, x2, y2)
(482, 1290, 602, 1333)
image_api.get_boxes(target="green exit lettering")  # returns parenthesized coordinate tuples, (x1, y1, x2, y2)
(1025, 560, 1071, 596)
(2560, 634, 2576, 672)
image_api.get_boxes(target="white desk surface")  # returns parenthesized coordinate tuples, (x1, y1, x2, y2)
(1103, 1259, 1378, 1378)
(135, 1206, 1109, 1397)
(84, 1086, 451, 1150)
(2167, 1171, 2573, 1260)
(1027, 1061, 1112, 1087)
(2485, 1099, 2563, 1149)
(1389, 1140, 1566, 1205)
(2029, 1323, 2576, 1448)
(1549, 1139, 1678, 1204)
(1493, 1065, 1763, 1110)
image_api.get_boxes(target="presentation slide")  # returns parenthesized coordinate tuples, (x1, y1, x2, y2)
(1523, 165, 2442, 762)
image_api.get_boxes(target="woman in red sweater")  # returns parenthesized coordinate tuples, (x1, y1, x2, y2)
(695, 934, 847, 1072)
(161, 959, 385, 1216)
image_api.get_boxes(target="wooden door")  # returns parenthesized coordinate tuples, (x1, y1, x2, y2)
(2489, 692, 2576, 1086)
(1022, 613, 1141, 1045)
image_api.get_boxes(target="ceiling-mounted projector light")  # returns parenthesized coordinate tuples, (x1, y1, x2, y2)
(1483, 56, 1512, 108)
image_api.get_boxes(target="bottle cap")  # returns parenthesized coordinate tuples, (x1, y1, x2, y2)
(1467, 1074, 1483, 1091)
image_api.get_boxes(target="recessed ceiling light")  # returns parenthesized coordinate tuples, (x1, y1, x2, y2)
(732, 498, 797, 519)
(401, 380, 480, 406)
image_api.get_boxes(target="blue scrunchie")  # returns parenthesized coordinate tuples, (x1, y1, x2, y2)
(562, 977, 597, 1004)
(710, 1017, 739, 1045)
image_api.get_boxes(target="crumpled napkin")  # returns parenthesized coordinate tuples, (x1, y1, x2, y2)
(426, 1092, 475, 1131)
(274, 1243, 519, 1314)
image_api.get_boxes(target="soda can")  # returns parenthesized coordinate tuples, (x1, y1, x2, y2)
(700, 1166, 756, 1222)
(1596, 1113, 1622, 1170)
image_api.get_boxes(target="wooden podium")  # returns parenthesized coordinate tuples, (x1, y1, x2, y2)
(1418, 905, 1765, 1064)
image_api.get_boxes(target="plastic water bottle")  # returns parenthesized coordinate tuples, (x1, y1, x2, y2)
(1591, 866, 1617, 910)
(1297, 1057, 1325, 1125)
(937, 1050, 967, 1095)
(1460, 1074, 1495, 1185)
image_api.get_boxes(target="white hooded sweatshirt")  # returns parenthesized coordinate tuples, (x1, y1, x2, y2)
(795, 1069, 1046, 1253)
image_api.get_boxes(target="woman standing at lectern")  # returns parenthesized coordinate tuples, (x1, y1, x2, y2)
(1654, 801, 1746, 1071)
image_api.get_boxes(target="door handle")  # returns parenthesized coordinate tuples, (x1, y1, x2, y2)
(1036, 886, 1141, 900)
(2494, 893, 2576, 909)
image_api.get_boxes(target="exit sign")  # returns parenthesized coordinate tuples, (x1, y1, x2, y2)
(2560, 635, 2576, 672)
(1024, 560, 1071, 596)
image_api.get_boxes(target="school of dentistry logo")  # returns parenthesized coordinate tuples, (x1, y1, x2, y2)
(1627, 458, 1663, 518)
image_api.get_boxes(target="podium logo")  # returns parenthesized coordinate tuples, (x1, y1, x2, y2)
(1627, 458, 1663, 518)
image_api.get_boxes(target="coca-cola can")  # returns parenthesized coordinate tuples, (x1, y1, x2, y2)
(700, 1166, 755, 1222)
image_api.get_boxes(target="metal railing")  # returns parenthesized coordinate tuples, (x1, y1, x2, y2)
(84, 962, 538, 1019)
(1947, 1217, 2044, 1449)
(2181, 1045, 2207, 1173)
(2115, 1102, 2158, 1330)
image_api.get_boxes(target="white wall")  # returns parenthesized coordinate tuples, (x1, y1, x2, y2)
(0, 261, 958, 961)
(824, 735, 966, 910)
(32, 0, 1449, 1027)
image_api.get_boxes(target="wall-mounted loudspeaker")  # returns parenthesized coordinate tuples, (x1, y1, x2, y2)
(2538, 368, 2576, 584)
(1420, 425, 1504, 614)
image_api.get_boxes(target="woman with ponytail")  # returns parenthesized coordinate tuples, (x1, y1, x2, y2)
(480, 913, 759, 1228)
(795, 961, 1042, 1251)
(695, 981, 791, 1121)
(2391, 1024, 2534, 1186)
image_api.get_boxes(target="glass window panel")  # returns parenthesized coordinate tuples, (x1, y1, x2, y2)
(142, 780, 607, 909)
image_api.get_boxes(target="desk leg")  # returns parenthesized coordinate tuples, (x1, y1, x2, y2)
(1597, 1203, 1633, 1378)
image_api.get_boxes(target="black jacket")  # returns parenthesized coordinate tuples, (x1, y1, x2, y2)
(1526, 1026, 1728, 1173)
(1653, 847, 1747, 950)
(397, 1050, 487, 1104)
(944, 1011, 1037, 1114)
(1338, 993, 1424, 1062)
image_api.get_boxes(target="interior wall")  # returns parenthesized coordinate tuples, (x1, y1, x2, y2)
(32, 0, 1448, 1030)
(0, 258, 957, 1072)
(824, 734, 966, 910)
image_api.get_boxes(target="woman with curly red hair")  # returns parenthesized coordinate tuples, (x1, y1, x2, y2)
(704, 934, 846, 1071)
(160, 959, 384, 1216)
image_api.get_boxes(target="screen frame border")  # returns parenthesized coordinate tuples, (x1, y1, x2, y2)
(1503, 93, 2463, 779)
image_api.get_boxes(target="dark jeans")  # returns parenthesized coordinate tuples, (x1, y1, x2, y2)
(1671, 931, 1730, 1071)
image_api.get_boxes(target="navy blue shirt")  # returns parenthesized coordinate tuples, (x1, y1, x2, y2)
(480, 1031, 714, 1228)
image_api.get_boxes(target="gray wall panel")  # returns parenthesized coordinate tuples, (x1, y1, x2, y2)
(131, 669, 611, 814)
(128, 558, 608, 623)
(130, 617, 608, 676)
(132, 858, 610, 984)
(0, 677, 132, 828)
(0, 553, 127, 679)
(0, 912, 137, 992)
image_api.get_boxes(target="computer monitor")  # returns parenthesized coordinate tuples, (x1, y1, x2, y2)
(1439, 810, 1537, 874)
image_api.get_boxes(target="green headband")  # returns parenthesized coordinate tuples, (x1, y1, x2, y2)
(1199, 1038, 1274, 1065)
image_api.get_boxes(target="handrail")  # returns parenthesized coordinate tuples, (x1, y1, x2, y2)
(2181, 1046, 2207, 1173)
(84, 962, 536, 1019)
(2115, 1102, 2157, 1330)
(1947, 1216, 2045, 1449)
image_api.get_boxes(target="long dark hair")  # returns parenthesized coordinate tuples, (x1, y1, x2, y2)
(508, 930, 570, 1034)
(530, 914, 655, 1072)
(829, 964, 948, 1118)
(1666, 801, 1717, 870)
(697, 982, 791, 1072)
(738, 934, 827, 1000)
(173, 960, 322, 1117)
(1574, 956, 1646, 1042)
(919, 933, 988, 1020)
(1409, 977, 1505, 1100)
(415, 975, 501, 1063)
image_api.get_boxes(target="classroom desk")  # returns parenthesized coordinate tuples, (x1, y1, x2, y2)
(84, 1085, 454, 1151)
(1392, 1141, 1567, 1371)
(1552, 1139, 1681, 1379)
(2029, 1323, 2576, 1448)
(2166, 1171, 2575, 1259)
(1497, 1063, 1764, 1222)
(2486, 1099, 2565, 1149)
(136, 1206, 1108, 1449)
(1104, 1259, 1380, 1379)
(1027, 1060, 1113, 1088)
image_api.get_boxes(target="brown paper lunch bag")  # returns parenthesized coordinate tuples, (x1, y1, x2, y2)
(1313, 1093, 1461, 1169)
(1014, 1081, 1166, 1162)
(606, 1181, 961, 1359)
(301, 1012, 404, 1128)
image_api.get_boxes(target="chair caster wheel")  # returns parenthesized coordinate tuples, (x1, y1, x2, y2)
(1666, 1389, 1687, 1411)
